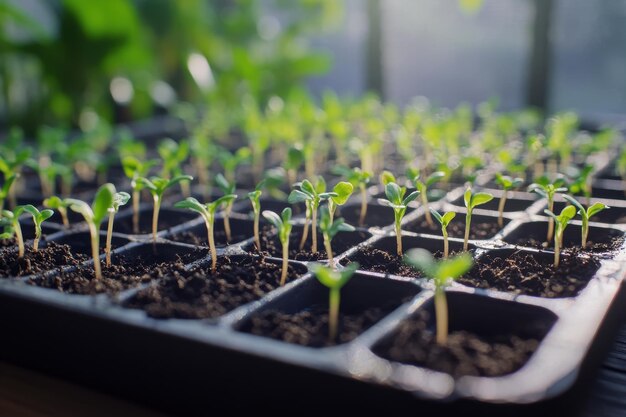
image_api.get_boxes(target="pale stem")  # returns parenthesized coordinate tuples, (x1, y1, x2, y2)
(280, 238, 289, 286)
(554, 231, 561, 268)
(299, 206, 310, 250)
(132, 190, 140, 234)
(498, 191, 508, 228)
(311, 204, 318, 253)
(105, 211, 114, 267)
(15, 220, 24, 259)
(253, 209, 261, 251)
(463, 211, 472, 252)
(89, 222, 102, 280)
(443, 228, 449, 258)
(435, 286, 448, 345)
(224, 203, 232, 242)
(422, 193, 432, 226)
(359, 186, 367, 226)
(328, 288, 340, 341)
(395, 219, 403, 256)
(59, 207, 69, 228)
(581, 216, 588, 248)
(323, 233, 334, 267)
(328, 201, 336, 224)
(33, 225, 41, 252)
(180, 180, 190, 198)
(152, 195, 160, 243)
(208, 215, 217, 273)
(547, 199, 554, 243)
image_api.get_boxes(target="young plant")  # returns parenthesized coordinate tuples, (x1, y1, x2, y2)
(0, 142, 30, 210)
(404, 249, 473, 345)
(349, 168, 372, 227)
(310, 263, 359, 342)
(158, 138, 191, 196)
(406, 168, 445, 226)
(262, 208, 294, 286)
(247, 180, 266, 251)
(137, 175, 193, 242)
(430, 209, 456, 258)
(563, 195, 609, 249)
(463, 188, 494, 251)
(378, 182, 420, 256)
(319, 206, 355, 266)
(528, 176, 567, 243)
(44, 196, 71, 228)
(175, 195, 237, 273)
(121, 156, 158, 234)
(19, 205, 54, 252)
(544, 206, 576, 267)
(568, 164, 593, 208)
(327, 181, 354, 223)
(215, 174, 238, 242)
(0, 174, 17, 213)
(105, 192, 131, 267)
(65, 184, 115, 280)
(288, 178, 335, 253)
(494, 173, 523, 227)
(0, 209, 25, 258)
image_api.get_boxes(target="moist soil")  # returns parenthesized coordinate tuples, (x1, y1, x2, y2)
(169, 227, 249, 247)
(508, 233, 624, 255)
(459, 248, 601, 298)
(110, 211, 195, 234)
(374, 310, 543, 378)
(409, 218, 502, 239)
(0, 242, 88, 278)
(123, 256, 304, 319)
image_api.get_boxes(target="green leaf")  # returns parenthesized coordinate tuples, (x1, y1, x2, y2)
(285, 147, 304, 170)
(403, 190, 420, 206)
(92, 183, 116, 225)
(43, 196, 66, 210)
(40, 209, 54, 222)
(65, 199, 94, 222)
(262, 210, 282, 229)
(214, 194, 238, 208)
(112, 192, 131, 211)
(311, 262, 358, 290)
(331, 182, 354, 206)
(587, 202, 609, 219)
(380, 171, 396, 186)
(166, 175, 194, 190)
(560, 205, 577, 221)
(405, 167, 419, 182)
(528, 183, 548, 198)
(300, 179, 316, 196)
(404, 248, 437, 277)
(385, 183, 402, 205)
(543, 209, 558, 220)
(441, 211, 456, 226)
(215, 173, 232, 193)
(464, 187, 472, 208)
(434, 252, 473, 283)
(471, 192, 494, 208)
(426, 171, 445, 187)
(281, 207, 292, 224)
(19, 204, 41, 220)
(562, 194, 584, 213)
(175, 197, 207, 216)
(288, 190, 310, 204)
(429, 208, 443, 224)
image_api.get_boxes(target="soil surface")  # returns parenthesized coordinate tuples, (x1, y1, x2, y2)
(110, 210, 197, 234)
(459, 248, 601, 298)
(0, 243, 88, 278)
(507, 233, 624, 255)
(169, 227, 249, 247)
(408, 218, 503, 240)
(374, 310, 543, 377)
(123, 256, 305, 319)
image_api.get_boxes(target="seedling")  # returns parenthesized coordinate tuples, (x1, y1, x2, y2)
(65, 184, 115, 280)
(247, 180, 266, 251)
(563, 195, 609, 249)
(288, 178, 335, 253)
(348, 168, 372, 226)
(175, 195, 236, 273)
(463, 188, 494, 251)
(310, 263, 359, 342)
(327, 181, 354, 223)
(215, 174, 238, 242)
(19, 205, 54, 252)
(0, 174, 17, 213)
(262, 208, 294, 286)
(494, 173, 523, 227)
(378, 182, 420, 256)
(105, 192, 131, 267)
(406, 168, 445, 226)
(528, 176, 567, 243)
(404, 249, 473, 345)
(0, 139, 30, 210)
(430, 209, 456, 258)
(544, 206, 576, 267)
(319, 206, 355, 266)
(137, 175, 193, 242)
(122, 156, 157, 234)
(568, 164, 593, 208)
(158, 138, 190, 196)
(0, 210, 25, 258)
(43, 196, 71, 228)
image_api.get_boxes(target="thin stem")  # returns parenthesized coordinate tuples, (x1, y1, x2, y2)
(328, 201, 336, 224)
(311, 203, 318, 253)
(547, 198, 554, 243)
(208, 215, 217, 274)
(180, 180, 190, 198)
(498, 192, 507, 228)
(554, 230, 561, 268)
(280, 238, 289, 286)
(15, 220, 24, 259)
(253, 209, 261, 251)
(435, 286, 448, 345)
(105, 211, 114, 267)
(33, 225, 41, 252)
(59, 207, 69, 228)
(89, 222, 102, 280)
(323, 233, 334, 267)
(299, 205, 310, 250)
(152, 195, 160, 243)
(443, 228, 449, 258)
(132, 190, 140, 234)
(581, 216, 588, 248)
(422, 194, 432, 226)
(329, 288, 340, 342)
(463, 211, 471, 252)
(359, 185, 367, 226)
(224, 202, 232, 242)
(395, 218, 403, 256)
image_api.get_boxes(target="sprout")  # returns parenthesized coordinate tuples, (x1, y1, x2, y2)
(105, 192, 131, 267)
(158, 139, 191, 197)
(215, 173, 238, 242)
(43, 196, 71, 228)
(0, 209, 25, 258)
(544, 206, 576, 267)
(379, 170, 396, 186)
(0, 174, 18, 213)
(378, 182, 420, 256)
(217, 146, 251, 184)
(406, 168, 445, 226)
(137, 175, 193, 242)
(347, 168, 372, 226)
(262, 208, 294, 286)
(528, 176, 567, 243)
(463, 188, 494, 251)
(328, 181, 354, 223)
(18, 205, 54, 252)
(404, 249, 473, 345)
(319, 206, 355, 266)
(121, 156, 157, 234)
(310, 263, 359, 342)
(175, 195, 236, 273)
(430, 209, 456, 258)
(568, 164, 593, 208)
(247, 180, 266, 252)
(288, 178, 335, 253)
(563, 195, 609, 249)
(0, 137, 30, 210)
(494, 173, 523, 228)
(65, 184, 116, 280)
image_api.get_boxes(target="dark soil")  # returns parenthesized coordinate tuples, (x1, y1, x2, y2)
(508, 233, 624, 254)
(374, 310, 542, 378)
(0, 243, 88, 278)
(459, 248, 601, 298)
(168, 227, 249, 247)
(241, 304, 395, 347)
(408, 218, 503, 239)
(340, 247, 420, 277)
(123, 256, 305, 319)
(109, 209, 197, 234)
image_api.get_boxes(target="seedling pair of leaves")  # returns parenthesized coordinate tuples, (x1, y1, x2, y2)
(319, 206, 355, 265)
(406, 168, 445, 226)
(121, 156, 158, 234)
(494, 173, 524, 227)
(529, 176, 568, 243)
(543, 205, 576, 268)
(463, 188, 494, 251)
(562, 195, 609, 249)
(378, 180, 419, 255)
(247, 180, 266, 251)
(215, 174, 238, 242)
(263, 208, 294, 286)
(1, 206, 54, 258)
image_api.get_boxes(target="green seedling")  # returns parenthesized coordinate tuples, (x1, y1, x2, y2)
(43, 196, 71, 228)
(158, 139, 191, 197)
(18, 205, 54, 252)
(247, 180, 266, 251)
(175, 195, 237, 273)
(137, 175, 193, 242)
(0, 139, 30, 210)
(528, 176, 567, 243)
(405, 249, 473, 345)
(494, 173, 523, 227)
(328, 181, 354, 223)
(215, 173, 239, 242)
(288, 178, 335, 253)
(463, 188, 494, 251)
(347, 168, 372, 226)
(378, 182, 420, 256)
(406, 168, 445, 226)
(563, 195, 609, 249)
(262, 208, 294, 286)
(0, 174, 18, 213)
(430, 209, 456, 258)
(0, 210, 25, 258)
(105, 192, 130, 267)
(319, 206, 355, 266)
(544, 205, 576, 267)
(568, 164, 593, 208)
(65, 184, 115, 280)
(218, 146, 251, 183)
(122, 156, 158, 234)
(310, 263, 359, 342)
(379, 170, 396, 186)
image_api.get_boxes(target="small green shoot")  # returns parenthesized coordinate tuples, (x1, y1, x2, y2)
(158, 138, 190, 195)
(378, 182, 420, 256)
(430, 209, 456, 258)
(288, 178, 335, 253)
(544, 205, 576, 267)
(568, 164, 593, 208)
(19, 205, 54, 252)
(406, 168, 445, 226)
(310, 263, 359, 342)
(563, 195, 609, 249)
(105, 192, 131, 267)
(528, 176, 567, 243)
(247, 180, 266, 251)
(319, 206, 355, 266)
(463, 188, 494, 251)
(347, 168, 372, 226)
(328, 181, 354, 223)
(122, 156, 158, 233)
(0, 209, 25, 258)
(0, 174, 18, 213)
(494, 173, 523, 227)
(404, 249, 473, 345)
(43, 196, 71, 228)
(215, 173, 238, 242)
(262, 208, 294, 286)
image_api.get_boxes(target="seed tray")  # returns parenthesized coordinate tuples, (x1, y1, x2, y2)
(1, 164, 626, 415)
